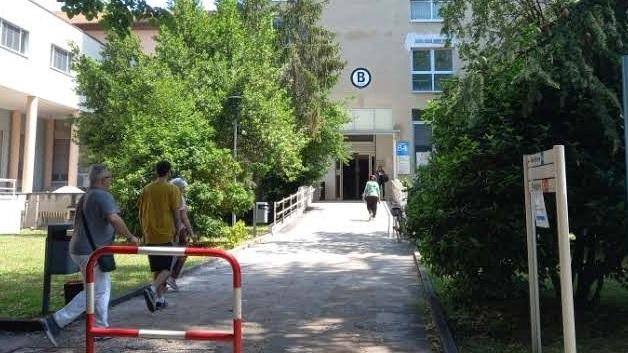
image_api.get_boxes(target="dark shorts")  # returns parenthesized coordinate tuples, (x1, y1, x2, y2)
(147, 242, 174, 273)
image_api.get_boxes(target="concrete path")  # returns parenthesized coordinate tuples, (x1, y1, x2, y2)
(2, 202, 433, 353)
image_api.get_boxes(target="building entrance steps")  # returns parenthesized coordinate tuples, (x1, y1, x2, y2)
(2, 201, 435, 353)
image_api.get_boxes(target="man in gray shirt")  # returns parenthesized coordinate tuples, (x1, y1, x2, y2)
(41, 164, 139, 347)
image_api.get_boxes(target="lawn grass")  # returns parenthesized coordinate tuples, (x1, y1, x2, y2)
(431, 275, 628, 353)
(0, 225, 269, 319)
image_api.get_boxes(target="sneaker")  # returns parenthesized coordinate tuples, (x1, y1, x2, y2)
(166, 277, 179, 292)
(156, 300, 169, 310)
(143, 287, 157, 312)
(40, 315, 60, 347)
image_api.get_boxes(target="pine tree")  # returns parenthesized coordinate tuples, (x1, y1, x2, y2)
(275, 0, 349, 189)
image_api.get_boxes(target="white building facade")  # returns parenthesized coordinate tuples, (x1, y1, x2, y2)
(0, 0, 101, 193)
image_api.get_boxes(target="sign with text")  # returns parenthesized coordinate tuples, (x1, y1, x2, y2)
(396, 141, 410, 174)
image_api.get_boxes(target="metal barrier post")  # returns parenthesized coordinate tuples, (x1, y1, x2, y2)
(273, 202, 277, 227)
(85, 246, 243, 353)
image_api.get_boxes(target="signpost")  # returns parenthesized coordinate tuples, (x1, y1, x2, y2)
(523, 145, 576, 353)
(622, 56, 628, 204)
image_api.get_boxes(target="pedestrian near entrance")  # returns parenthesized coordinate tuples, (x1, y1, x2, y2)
(376, 166, 388, 198)
(362, 174, 381, 221)
(167, 177, 196, 292)
(138, 160, 181, 312)
(41, 164, 139, 347)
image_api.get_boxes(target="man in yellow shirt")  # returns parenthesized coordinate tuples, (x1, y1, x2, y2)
(138, 160, 181, 312)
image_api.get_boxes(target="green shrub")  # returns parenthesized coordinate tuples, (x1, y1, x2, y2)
(222, 221, 250, 249)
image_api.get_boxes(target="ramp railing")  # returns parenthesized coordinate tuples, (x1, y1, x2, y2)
(272, 186, 314, 233)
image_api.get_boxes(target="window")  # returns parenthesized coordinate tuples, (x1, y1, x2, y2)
(413, 114, 433, 166)
(0, 19, 29, 55)
(411, 48, 453, 92)
(412, 109, 423, 122)
(52, 121, 70, 182)
(410, 0, 443, 21)
(52, 139, 69, 182)
(51, 46, 72, 73)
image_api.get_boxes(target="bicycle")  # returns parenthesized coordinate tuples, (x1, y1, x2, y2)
(391, 206, 406, 242)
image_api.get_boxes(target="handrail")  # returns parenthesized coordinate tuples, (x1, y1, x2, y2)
(272, 186, 314, 233)
(383, 201, 392, 238)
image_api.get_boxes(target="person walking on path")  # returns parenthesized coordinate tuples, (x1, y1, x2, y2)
(40, 164, 140, 347)
(167, 177, 196, 292)
(138, 160, 181, 312)
(376, 165, 388, 198)
(362, 174, 381, 221)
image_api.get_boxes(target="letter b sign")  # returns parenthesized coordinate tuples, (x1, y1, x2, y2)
(351, 68, 371, 89)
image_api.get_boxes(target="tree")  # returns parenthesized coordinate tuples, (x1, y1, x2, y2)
(73, 0, 308, 234)
(60, 0, 168, 36)
(61, 0, 350, 202)
(407, 0, 628, 306)
(158, 0, 307, 189)
(269, 0, 350, 196)
(74, 32, 243, 234)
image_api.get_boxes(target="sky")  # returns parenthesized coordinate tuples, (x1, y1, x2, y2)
(35, 0, 216, 12)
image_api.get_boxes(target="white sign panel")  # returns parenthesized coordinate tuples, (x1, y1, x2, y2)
(397, 157, 410, 175)
(532, 191, 550, 228)
(416, 152, 431, 167)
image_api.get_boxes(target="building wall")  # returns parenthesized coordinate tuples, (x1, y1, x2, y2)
(0, 0, 102, 109)
(320, 0, 458, 198)
(0, 0, 102, 193)
(78, 28, 158, 54)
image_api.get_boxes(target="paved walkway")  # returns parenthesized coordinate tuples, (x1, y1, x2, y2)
(2, 202, 432, 353)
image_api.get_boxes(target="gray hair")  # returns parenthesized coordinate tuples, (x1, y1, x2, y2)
(88, 164, 110, 186)
(170, 177, 187, 189)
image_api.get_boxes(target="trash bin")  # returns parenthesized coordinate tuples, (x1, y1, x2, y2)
(46, 224, 79, 274)
(255, 202, 269, 223)
(42, 224, 80, 314)
(63, 280, 84, 304)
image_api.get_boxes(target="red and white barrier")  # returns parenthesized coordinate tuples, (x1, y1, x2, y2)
(85, 245, 242, 353)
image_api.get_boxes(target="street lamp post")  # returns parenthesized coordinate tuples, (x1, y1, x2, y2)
(623, 56, 628, 205)
(232, 117, 238, 226)
(228, 95, 242, 227)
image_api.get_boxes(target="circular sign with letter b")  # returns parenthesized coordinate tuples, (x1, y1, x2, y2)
(350, 68, 371, 89)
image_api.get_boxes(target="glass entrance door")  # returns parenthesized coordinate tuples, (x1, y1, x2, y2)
(342, 154, 372, 200)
